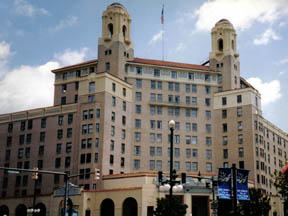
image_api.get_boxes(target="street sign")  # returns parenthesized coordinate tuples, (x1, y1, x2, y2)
(54, 183, 81, 197)
(6, 170, 21, 174)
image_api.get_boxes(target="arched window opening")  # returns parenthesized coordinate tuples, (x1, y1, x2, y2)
(218, 39, 223, 52)
(34, 203, 46, 216)
(122, 197, 138, 216)
(108, 23, 113, 38)
(122, 25, 127, 40)
(232, 40, 235, 51)
(15, 204, 27, 216)
(0, 205, 9, 216)
(100, 199, 115, 216)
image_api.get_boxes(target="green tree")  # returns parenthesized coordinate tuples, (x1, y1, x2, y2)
(153, 196, 188, 216)
(238, 188, 271, 216)
(274, 169, 288, 216)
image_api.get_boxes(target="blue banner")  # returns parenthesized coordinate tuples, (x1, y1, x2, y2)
(218, 168, 232, 199)
(236, 169, 250, 200)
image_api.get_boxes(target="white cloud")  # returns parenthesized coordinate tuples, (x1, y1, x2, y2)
(191, 0, 288, 32)
(14, 0, 49, 17)
(49, 16, 78, 32)
(279, 21, 288, 27)
(149, 30, 164, 45)
(253, 28, 281, 45)
(54, 48, 88, 66)
(278, 70, 287, 76)
(175, 42, 186, 52)
(0, 41, 10, 60)
(247, 77, 281, 105)
(278, 58, 288, 65)
(0, 48, 88, 114)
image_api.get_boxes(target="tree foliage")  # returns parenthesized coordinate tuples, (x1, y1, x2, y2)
(153, 196, 188, 216)
(274, 169, 288, 197)
(238, 188, 271, 216)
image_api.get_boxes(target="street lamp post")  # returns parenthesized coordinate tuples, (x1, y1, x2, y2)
(168, 120, 175, 206)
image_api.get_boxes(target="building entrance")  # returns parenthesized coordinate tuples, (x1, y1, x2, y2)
(192, 196, 209, 216)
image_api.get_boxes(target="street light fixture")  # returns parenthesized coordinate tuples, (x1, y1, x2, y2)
(168, 120, 175, 209)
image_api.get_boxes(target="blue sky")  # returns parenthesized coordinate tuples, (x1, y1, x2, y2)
(0, 0, 287, 132)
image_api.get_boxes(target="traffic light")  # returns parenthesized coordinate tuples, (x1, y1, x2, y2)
(94, 168, 100, 180)
(32, 167, 38, 180)
(181, 173, 186, 184)
(158, 171, 163, 185)
(172, 169, 178, 181)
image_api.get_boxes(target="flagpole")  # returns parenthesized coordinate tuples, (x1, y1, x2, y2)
(162, 4, 164, 61)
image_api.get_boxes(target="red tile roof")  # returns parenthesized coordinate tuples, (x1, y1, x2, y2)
(52, 59, 98, 73)
(129, 57, 212, 71)
(51, 57, 212, 73)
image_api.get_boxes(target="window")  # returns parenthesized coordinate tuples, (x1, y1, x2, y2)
(223, 123, 228, 132)
(222, 110, 227, 119)
(186, 162, 191, 171)
(238, 121, 243, 131)
(88, 109, 94, 119)
(105, 62, 110, 72)
(58, 116, 63, 126)
(67, 128, 72, 138)
(206, 124, 212, 133)
(95, 138, 99, 148)
(122, 101, 126, 111)
(94, 153, 99, 163)
(134, 160, 140, 169)
(206, 163, 212, 172)
(66, 142, 72, 153)
(65, 157, 71, 168)
(55, 158, 61, 168)
(223, 149, 228, 159)
(134, 146, 141, 156)
(88, 95, 94, 102)
(150, 147, 155, 156)
(82, 125, 87, 135)
(149, 160, 155, 170)
(135, 105, 141, 114)
(40, 132, 45, 142)
(158, 81, 162, 89)
(136, 79, 142, 88)
(19, 135, 25, 145)
(192, 123, 197, 132)
(56, 144, 62, 154)
(136, 67, 142, 75)
(134, 132, 141, 142)
(157, 94, 163, 102)
(27, 120, 33, 130)
(96, 109, 100, 118)
(135, 119, 141, 128)
(206, 150, 212, 159)
(188, 73, 194, 80)
(175, 83, 180, 91)
(239, 147, 244, 157)
(88, 124, 93, 134)
(57, 129, 63, 139)
(192, 162, 198, 171)
(205, 111, 211, 120)
(191, 109, 197, 118)
(154, 69, 160, 77)
(112, 83, 116, 92)
(121, 143, 125, 154)
(8, 123, 13, 133)
(237, 107, 243, 117)
(96, 123, 100, 133)
(237, 95, 242, 103)
(136, 92, 142, 101)
(26, 134, 32, 144)
(192, 84, 197, 93)
(192, 97, 197, 105)
(206, 137, 212, 146)
(112, 96, 116, 106)
(205, 86, 211, 94)
(192, 136, 198, 145)
(238, 134, 243, 144)
(171, 71, 177, 78)
(111, 126, 115, 136)
(186, 136, 191, 145)
(110, 155, 114, 165)
(39, 146, 44, 156)
(41, 118, 46, 128)
(186, 84, 190, 93)
(122, 129, 126, 139)
(7, 136, 12, 146)
(205, 98, 210, 106)
(222, 97, 227, 105)
(25, 147, 30, 158)
(223, 136, 228, 145)
(111, 112, 115, 122)
(151, 80, 156, 89)
(61, 96, 66, 105)
(122, 116, 126, 126)
(175, 148, 180, 157)
(205, 74, 210, 82)
(168, 82, 173, 91)
(20, 121, 26, 131)
(68, 114, 73, 124)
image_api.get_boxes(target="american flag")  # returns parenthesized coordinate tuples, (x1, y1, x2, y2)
(161, 5, 164, 24)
